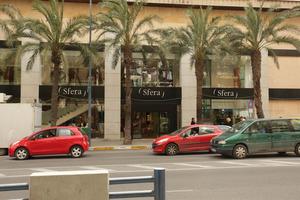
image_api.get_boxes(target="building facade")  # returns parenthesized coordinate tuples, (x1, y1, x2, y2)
(1, 0, 300, 139)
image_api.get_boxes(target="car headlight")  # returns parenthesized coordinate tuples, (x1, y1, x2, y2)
(218, 140, 226, 145)
(156, 138, 169, 144)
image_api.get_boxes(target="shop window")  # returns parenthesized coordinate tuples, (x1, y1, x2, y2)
(204, 55, 252, 88)
(124, 52, 179, 87)
(42, 50, 104, 86)
(0, 49, 20, 85)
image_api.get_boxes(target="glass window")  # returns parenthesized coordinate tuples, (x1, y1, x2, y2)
(34, 129, 56, 139)
(57, 128, 74, 136)
(245, 121, 270, 134)
(0, 48, 21, 85)
(271, 120, 291, 133)
(125, 52, 179, 87)
(199, 127, 215, 134)
(291, 119, 300, 131)
(204, 55, 252, 88)
(42, 50, 104, 85)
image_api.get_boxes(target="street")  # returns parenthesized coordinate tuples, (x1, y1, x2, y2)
(1, 150, 300, 200)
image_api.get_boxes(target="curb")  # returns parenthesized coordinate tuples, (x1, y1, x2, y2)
(89, 145, 151, 151)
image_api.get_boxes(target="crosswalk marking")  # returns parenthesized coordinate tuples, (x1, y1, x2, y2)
(263, 160, 300, 166)
(80, 166, 116, 172)
(127, 164, 157, 169)
(1, 159, 300, 179)
(173, 163, 212, 168)
(31, 168, 55, 172)
(219, 161, 256, 166)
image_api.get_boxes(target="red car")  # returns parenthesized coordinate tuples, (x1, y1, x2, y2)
(152, 124, 228, 155)
(9, 126, 89, 160)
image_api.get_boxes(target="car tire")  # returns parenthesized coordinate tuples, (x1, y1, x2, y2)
(294, 143, 300, 156)
(165, 143, 179, 156)
(232, 144, 247, 159)
(70, 145, 83, 158)
(15, 147, 30, 160)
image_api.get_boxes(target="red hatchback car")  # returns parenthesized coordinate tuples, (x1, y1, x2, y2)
(9, 126, 89, 160)
(152, 124, 227, 155)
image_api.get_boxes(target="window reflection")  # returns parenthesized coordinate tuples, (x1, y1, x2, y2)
(0, 49, 20, 85)
(125, 52, 179, 87)
(204, 55, 252, 88)
(42, 50, 104, 85)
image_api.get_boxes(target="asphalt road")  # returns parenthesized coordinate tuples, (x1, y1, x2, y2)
(1, 150, 300, 200)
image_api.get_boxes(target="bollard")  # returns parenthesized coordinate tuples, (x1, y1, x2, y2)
(154, 168, 165, 200)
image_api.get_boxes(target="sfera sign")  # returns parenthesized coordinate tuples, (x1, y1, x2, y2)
(213, 89, 238, 98)
(58, 87, 87, 98)
(138, 88, 165, 98)
(203, 88, 254, 99)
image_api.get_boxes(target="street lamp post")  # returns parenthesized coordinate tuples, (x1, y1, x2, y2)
(87, 0, 93, 146)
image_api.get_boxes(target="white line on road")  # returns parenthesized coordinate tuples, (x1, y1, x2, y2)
(127, 164, 157, 169)
(263, 160, 300, 166)
(80, 166, 116, 172)
(173, 163, 213, 168)
(167, 189, 194, 193)
(31, 168, 55, 172)
(219, 161, 256, 166)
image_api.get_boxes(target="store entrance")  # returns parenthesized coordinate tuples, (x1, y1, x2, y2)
(132, 112, 172, 139)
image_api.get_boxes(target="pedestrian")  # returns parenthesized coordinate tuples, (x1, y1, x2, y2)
(190, 117, 196, 125)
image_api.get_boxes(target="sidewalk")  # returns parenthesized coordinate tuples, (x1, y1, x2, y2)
(89, 138, 153, 151)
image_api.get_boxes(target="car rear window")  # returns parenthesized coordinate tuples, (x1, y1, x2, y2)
(57, 128, 74, 136)
(291, 119, 300, 131)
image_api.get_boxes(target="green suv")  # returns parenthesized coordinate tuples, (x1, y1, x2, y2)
(211, 118, 300, 159)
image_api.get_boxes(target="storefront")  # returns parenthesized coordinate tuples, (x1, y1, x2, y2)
(122, 87, 181, 138)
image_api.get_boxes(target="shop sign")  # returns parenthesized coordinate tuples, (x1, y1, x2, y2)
(126, 87, 181, 103)
(138, 88, 165, 98)
(203, 88, 254, 99)
(39, 85, 104, 100)
(58, 86, 87, 98)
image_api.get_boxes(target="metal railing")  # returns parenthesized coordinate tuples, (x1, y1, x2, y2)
(0, 168, 165, 200)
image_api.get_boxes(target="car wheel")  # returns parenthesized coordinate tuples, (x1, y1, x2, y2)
(294, 143, 300, 156)
(70, 145, 83, 158)
(233, 144, 247, 159)
(165, 143, 179, 156)
(15, 147, 29, 160)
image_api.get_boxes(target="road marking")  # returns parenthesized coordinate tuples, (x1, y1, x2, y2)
(167, 189, 194, 193)
(31, 168, 55, 172)
(219, 161, 256, 166)
(263, 160, 300, 166)
(173, 163, 213, 168)
(80, 166, 116, 172)
(127, 164, 157, 169)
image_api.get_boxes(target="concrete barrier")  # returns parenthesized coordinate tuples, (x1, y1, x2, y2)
(30, 170, 109, 200)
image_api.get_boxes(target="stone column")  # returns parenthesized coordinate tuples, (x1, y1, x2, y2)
(180, 53, 197, 126)
(260, 48, 269, 118)
(104, 41, 121, 139)
(20, 39, 41, 103)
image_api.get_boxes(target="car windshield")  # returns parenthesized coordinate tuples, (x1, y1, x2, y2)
(225, 120, 252, 134)
(169, 126, 189, 136)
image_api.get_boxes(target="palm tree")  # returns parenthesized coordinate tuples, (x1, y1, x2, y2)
(0, 0, 90, 125)
(228, 3, 300, 118)
(170, 7, 229, 122)
(94, 0, 159, 144)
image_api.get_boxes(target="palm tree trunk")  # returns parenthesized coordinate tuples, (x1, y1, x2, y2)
(251, 50, 264, 118)
(123, 46, 133, 144)
(195, 54, 205, 123)
(50, 50, 62, 126)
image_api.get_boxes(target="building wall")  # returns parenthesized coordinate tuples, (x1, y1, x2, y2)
(269, 100, 300, 118)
